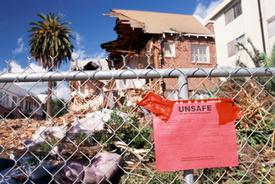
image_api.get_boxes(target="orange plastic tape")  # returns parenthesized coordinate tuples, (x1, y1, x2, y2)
(137, 92, 243, 125)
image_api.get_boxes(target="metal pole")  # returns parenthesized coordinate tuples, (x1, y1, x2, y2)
(178, 75, 194, 184)
(178, 74, 189, 100)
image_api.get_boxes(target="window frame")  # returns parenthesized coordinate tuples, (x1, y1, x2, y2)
(191, 44, 210, 63)
(164, 42, 176, 58)
(224, 0, 242, 25)
(227, 34, 246, 57)
(268, 15, 275, 38)
(12, 96, 17, 108)
(25, 100, 32, 111)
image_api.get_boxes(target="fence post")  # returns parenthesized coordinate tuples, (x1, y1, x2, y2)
(178, 74, 194, 184)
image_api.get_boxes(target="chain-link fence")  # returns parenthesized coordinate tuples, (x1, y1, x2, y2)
(0, 55, 275, 183)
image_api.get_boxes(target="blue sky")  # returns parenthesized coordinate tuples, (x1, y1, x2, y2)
(0, 0, 223, 98)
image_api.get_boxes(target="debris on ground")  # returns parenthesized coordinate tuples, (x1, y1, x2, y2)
(0, 107, 147, 183)
(0, 153, 124, 183)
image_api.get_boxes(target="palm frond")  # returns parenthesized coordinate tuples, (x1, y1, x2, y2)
(37, 13, 47, 22)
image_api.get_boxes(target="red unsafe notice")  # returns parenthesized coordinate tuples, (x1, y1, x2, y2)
(137, 92, 243, 172)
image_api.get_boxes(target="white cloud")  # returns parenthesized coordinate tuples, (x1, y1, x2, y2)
(194, 0, 224, 19)
(52, 82, 71, 100)
(72, 32, 107, 65)
(72, 49, 87, 61)
(12, 36, 27, 54)
(75, 32, 84, 48)
(9, 61, 24, 73)
(91, 52, 106, 60)
(71, 32, 88, 61)
(9, 60, 46, 73)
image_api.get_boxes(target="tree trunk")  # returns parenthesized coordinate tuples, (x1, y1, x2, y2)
(46, 68, 53, 119)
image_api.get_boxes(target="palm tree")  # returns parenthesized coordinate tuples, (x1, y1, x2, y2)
(28, 12, 74, 119)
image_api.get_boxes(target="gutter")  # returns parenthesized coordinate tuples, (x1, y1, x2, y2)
(163, 30, 215, 38)
(183, 33, 215, 39)
(257, 0, 266, 53)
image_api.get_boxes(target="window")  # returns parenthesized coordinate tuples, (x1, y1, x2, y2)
(12, 96, 17, 108)
(227, 34, 246, 57)
(164, 42, 175, 57)
(3, 94, 9, 107)
(191, 45, 210, 63)
(268, 16, 275, 37)
(20, 101, 23, 109)
(224, 0, 242, 25)
(25, 100, 32, 110)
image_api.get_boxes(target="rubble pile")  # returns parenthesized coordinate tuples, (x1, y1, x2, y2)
(0, 108, 133, 183)
(218, 79, 275, 129)
(1, 113, 75, 156)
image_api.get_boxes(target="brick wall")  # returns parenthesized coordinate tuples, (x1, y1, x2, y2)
(161, 34, 218, 95)
(205, 22, 215, 34)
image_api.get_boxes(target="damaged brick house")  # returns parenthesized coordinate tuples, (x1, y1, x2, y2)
(101, 9, 218, 100)
(69, 59, 114, 111)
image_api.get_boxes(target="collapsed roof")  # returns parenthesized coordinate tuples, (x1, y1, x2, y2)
(71, 59, 110, 71)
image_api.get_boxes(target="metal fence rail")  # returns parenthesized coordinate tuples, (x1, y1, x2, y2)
(0, 60, 275, 183)
(0, 67, 274, 82)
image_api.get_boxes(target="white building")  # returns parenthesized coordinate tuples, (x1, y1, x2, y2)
(0, 83, 44, 119)
(204, 0, 275, 67)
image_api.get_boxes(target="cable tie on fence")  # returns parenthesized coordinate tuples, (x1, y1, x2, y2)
(5, 60, 11, 73)
(50, 56, 57, 70)
(121, 54, 130, 69)
(27, 57, 32, 68)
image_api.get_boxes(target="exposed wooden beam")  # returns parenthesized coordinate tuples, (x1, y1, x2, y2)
(116, 50, 138, 54)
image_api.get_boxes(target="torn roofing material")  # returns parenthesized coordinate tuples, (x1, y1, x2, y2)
(104, 9, 214, 35)
(71, 59, 110, 71)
